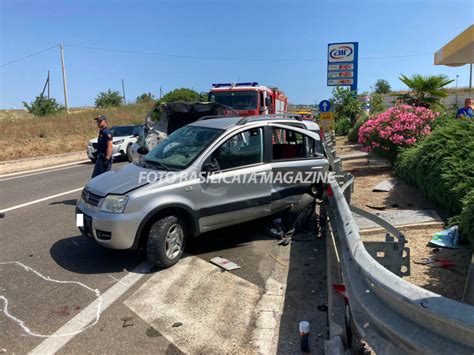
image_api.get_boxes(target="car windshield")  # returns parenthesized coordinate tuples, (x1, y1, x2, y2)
(110, 126, 135, 137)
(210, 91, 258, 110)
(143, 126, 223, 170)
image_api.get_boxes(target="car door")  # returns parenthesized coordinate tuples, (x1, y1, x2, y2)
(269, 124, 327, 213)
(198, 126, 272, 232)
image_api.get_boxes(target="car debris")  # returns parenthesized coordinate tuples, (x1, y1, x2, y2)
(210, 257, 241, 271)
(372, 178, 398, 192)
(429, 225, 459, 248)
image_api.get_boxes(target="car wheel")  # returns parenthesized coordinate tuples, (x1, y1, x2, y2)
(126, 144, 133, 162)
(147, 215, 186, 268)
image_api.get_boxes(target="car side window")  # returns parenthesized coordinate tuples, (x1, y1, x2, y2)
(272, 127, 305, 160)
(210, 128, 263, 170)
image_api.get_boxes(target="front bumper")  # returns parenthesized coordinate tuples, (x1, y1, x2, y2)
(76, 200, 146, 250)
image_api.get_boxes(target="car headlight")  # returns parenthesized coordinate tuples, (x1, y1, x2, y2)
(100, 195, 128, 213)
(113, 139, 124, 145)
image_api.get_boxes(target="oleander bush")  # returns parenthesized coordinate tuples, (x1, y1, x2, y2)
(358, 104, 439, 162)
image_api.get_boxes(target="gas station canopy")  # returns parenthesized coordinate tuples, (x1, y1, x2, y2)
(434, 25, 474, 67)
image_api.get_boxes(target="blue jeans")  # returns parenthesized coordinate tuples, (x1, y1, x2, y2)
(91, 157, 112, 179)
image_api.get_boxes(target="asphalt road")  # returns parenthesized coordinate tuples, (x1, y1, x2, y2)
(0, 161, 328, 354)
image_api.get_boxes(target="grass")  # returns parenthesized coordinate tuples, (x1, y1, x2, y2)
(0, 103, 153, 161)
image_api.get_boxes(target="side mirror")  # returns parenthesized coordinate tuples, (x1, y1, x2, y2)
(201, 161, 219, 175)
(137, 146, 149, 155)
(265, 97, 272, 106)
(259, 106, 267, 113)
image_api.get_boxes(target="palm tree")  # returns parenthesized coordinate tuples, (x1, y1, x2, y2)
(398, 74, 454, 108)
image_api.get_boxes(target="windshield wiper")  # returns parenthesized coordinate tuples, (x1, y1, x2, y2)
(143, 159, 170, 171)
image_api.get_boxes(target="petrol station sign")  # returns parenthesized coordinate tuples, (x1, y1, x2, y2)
(327, 42, 359, 92)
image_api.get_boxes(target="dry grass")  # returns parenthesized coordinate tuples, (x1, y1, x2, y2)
(0, 103, 153, 161)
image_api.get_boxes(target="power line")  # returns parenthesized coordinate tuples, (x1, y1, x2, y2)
(0, 44, 59, 67)
(64, 43, 433, 63)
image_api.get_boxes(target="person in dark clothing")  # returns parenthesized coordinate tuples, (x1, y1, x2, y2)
(91, 115, 113, 179)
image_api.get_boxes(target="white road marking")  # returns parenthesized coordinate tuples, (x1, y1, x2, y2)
(125, 256, 262, 354)
(0, 187, 83, 213)
(0, 161, 89, 180)
(0, 261, 102, 338)
(30, 261, 153, 355)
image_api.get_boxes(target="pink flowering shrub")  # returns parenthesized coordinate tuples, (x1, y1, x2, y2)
(358, 105, 439, 162)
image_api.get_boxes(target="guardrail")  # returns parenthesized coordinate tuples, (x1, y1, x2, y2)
(325, 176, 474, 354)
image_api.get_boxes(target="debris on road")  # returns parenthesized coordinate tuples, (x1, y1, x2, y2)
(414, 258, 456, 269)
(209, 257, 241, 271)
(267, 254, 288, 266)
(317, 305, 328, 312)
(372, 178, 398, 192)
(0, 213, 5, 218)
(299, 321, 310, 353)
(429, 226, 459, 249)
(121, 317, 134, 328)
(172, 322, 183, 328)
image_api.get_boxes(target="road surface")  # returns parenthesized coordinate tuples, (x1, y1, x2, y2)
(0, 161, 328, 354)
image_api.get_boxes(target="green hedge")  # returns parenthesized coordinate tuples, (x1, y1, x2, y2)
(395, 120, 474, 247)
(347, 115, 368, 143)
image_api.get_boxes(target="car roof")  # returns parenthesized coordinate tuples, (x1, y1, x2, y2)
(188, 114, 320, 131)
(188, 116, 242, 130)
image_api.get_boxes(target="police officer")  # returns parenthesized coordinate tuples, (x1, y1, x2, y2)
(91, 115, 113, 178)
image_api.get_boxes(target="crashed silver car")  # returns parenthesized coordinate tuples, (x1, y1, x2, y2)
(76, 115, 330, 268)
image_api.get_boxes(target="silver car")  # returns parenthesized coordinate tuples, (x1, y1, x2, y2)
(76, 116, 330, 268)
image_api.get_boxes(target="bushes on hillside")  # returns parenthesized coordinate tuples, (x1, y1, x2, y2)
(95, 89, 123, 108)
(358, 104, 439, 162)
(395, 120, 474, 247)
(23, 95, 64, 116)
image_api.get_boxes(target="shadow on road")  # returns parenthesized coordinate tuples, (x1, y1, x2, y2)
(276, 213, 328, 354)
(49, 199, 77, 206)
(50, 235, 145, 274)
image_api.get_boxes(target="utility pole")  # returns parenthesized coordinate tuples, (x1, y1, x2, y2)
(47, 70, 50, 98)
(470, 63, 473, 92)
(121, 79, 126, 105)
(455, 75, 459, 108)
(60, 44, 69, 112)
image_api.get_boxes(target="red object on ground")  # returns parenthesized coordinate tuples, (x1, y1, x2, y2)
(332, 283, 348, 300)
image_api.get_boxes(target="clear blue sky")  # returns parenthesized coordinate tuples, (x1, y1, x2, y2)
(0, 0, 472, 109)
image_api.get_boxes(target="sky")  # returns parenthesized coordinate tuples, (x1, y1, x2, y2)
(0, 0, 473, 109)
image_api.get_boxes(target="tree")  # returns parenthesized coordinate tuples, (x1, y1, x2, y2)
(398, 74, 454, 108)
(370, 93, 386, 114)
(150, 88, 201, 121)
(23, 95, 64, 116)
(160, 88, 200, 103)
(95, 89, 123, 108)
(136, 92, 155, 104)
(331, 87, 363, 124)
(374, 79, 391, 94)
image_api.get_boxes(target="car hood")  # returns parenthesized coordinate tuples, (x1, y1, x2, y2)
(86, 163, 159, 196)
(89, 136, 133, 144)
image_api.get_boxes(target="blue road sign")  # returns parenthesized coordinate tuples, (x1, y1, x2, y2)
(319, 100, 331, 112)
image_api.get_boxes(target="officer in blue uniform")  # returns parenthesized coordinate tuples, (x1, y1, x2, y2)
(91, 115, 113, 178)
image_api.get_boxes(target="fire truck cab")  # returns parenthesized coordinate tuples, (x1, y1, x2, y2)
(208, 82, 288, 116)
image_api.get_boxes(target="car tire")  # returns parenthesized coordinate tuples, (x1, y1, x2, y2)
(126, 143, 133, 162)
(147, 215, 186, 268)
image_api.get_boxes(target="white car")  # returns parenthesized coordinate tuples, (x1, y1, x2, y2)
(87, 125, 142, 162)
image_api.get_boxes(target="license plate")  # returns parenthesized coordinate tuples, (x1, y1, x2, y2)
(76, 213, 84, 227)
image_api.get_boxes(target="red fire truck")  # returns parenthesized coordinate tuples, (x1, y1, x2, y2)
(208, 82, 288, 116)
